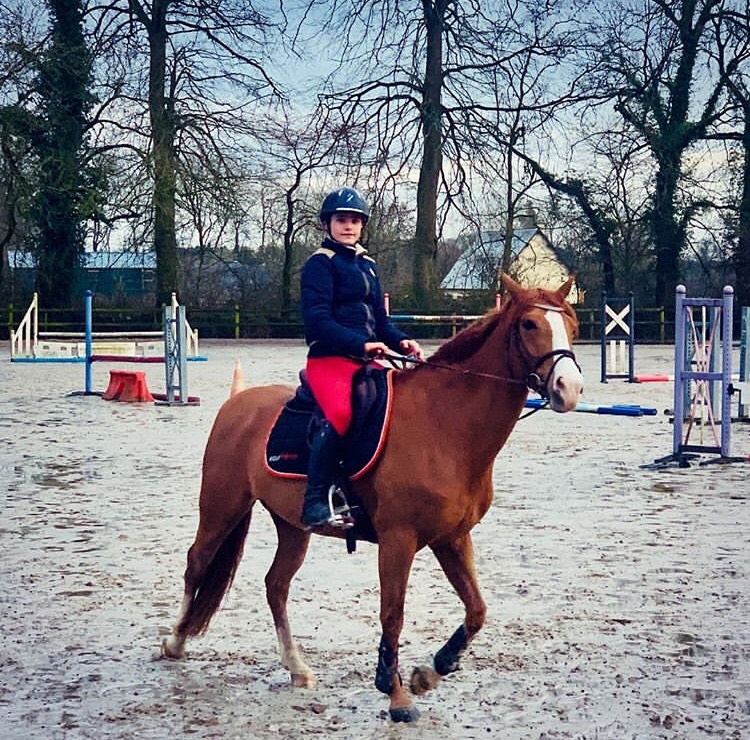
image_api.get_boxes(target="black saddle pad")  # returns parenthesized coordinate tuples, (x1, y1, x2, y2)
(265, 364, 393, 479)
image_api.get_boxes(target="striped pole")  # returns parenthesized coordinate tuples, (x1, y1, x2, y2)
(740, 307, 749, 419)
(720, 286, 733, 456)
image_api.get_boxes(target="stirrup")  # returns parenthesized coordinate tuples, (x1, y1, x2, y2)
(327, 484, 355, 529)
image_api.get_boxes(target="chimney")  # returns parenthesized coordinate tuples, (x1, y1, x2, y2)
(514, 212, 537, 230)
(513, 203, 538, 230)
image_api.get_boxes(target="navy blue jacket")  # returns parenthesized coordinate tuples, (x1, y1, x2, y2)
(301, 237, 409, 359)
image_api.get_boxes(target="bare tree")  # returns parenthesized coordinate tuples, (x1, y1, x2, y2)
(0, 2, 45, 302)
(250, 105, 368, 315)
(33, 0, 95, 308)
(300, 0, 579, 307)
(88, 0, 283, 305)
(581, 0, 744, 307)
(709, 1, 750, 306)
(731, 96, 750, 307)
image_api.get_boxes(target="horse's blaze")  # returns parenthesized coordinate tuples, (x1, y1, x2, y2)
(544, 309, 584, 411)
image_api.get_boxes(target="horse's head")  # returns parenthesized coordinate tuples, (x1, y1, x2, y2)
(501, 274, 584, 412)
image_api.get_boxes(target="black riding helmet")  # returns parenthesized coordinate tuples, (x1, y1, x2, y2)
(319, 187, 369, 225)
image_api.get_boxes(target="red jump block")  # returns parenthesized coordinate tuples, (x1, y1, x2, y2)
(102, 370, 155, 402)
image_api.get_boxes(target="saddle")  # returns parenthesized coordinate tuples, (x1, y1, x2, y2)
(264, 364, 395, 548)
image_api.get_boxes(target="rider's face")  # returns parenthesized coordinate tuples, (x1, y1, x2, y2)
(328, 212, 364, 246)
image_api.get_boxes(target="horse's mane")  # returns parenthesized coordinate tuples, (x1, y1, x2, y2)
(419, 286, 574, 368)
(425, 309, 506, 366)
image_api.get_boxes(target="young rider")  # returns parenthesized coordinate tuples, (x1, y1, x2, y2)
(299, 186, 423, 528)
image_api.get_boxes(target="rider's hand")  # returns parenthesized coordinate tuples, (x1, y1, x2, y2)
(364, 341, 389, 358)
(399, 338, 424, 361)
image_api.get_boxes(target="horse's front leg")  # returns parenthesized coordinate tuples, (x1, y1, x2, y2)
(375, 530, 420, 722)
(410, 532, 486, 695)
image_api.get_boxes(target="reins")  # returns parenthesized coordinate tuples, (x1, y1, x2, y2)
(380, 352, 529, 386)
(372, 300, 581, 420)
(379, 349, 580, 396)
(377, 352, 553, 419)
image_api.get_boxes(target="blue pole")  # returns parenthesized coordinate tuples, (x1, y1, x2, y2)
(84, 290, 93, 394)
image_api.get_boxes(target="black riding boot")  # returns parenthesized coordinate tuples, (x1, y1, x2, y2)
(301, 420, 342, 528)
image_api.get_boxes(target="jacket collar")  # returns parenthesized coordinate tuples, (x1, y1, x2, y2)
(322, 236, 368, 257)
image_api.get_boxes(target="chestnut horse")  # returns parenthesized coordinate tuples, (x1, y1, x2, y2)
(161, 275, 584, 722)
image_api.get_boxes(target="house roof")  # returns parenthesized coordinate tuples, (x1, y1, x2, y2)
(441, 228, 539, 291)
(8, 250, 157, 269)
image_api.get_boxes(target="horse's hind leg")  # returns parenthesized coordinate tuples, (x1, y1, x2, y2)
(162, 502, 254, 659)
(265, 511, 315, 687)
(410, 532, 486, 695)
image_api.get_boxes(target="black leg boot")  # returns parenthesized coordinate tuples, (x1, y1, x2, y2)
(301, 420, 342, 528)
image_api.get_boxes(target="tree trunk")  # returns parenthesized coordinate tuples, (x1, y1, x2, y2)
(281, 176, 302, 318)
(735, 107, 750, 309)
(500, 147, 516, 289)
(412, 1, 444, 308)
(651, 155, 682, 308)
(147, 0, 178, 306)
(34, 0, 91, 308)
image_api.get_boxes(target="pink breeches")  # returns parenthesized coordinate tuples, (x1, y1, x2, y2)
(305, 357, 363, 436)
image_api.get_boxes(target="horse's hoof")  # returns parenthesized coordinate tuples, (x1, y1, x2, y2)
(410, 665, 440, 695)
(160, 637, 185, 660)
(291, 672, 316, 688)
(390, 705, 421, 723)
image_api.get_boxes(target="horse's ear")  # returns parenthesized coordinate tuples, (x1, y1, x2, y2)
(556, 274, 576, 300)
(500, 273, 524, 298)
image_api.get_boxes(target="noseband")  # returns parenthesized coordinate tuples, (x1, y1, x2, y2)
(515, 303, 581, 400)
(525, 349, 580, 398)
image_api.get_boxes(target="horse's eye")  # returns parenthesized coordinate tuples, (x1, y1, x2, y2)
(522, 319, 536, 331)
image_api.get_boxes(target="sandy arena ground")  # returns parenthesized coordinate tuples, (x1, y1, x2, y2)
(0, 339, 748, 739)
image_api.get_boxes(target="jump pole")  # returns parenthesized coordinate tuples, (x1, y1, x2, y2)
(383, 292, 492, 337)
(80, 291, 199, 404)
(13, 290, 204, 362)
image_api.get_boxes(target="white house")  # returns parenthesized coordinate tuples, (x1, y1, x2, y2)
(440, 226, 582, 304)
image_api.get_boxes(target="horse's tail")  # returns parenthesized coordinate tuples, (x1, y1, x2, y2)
(181, 512, 252, 637)
(230, 359, 245, 397)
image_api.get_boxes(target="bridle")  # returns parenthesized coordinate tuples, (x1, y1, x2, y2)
(513, 303, 581, 400)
